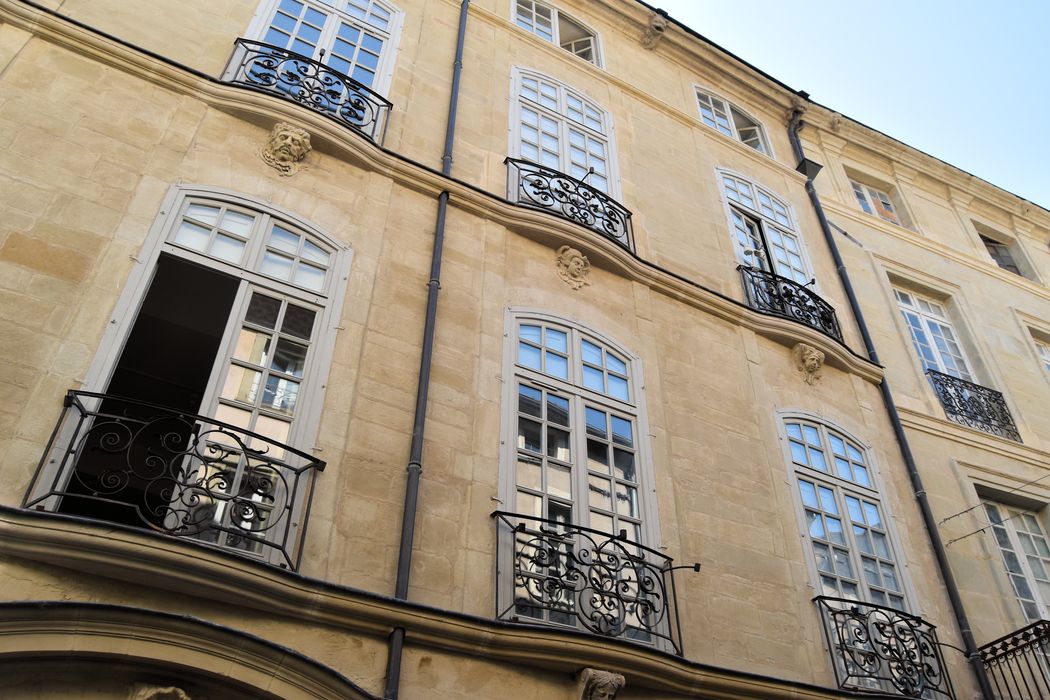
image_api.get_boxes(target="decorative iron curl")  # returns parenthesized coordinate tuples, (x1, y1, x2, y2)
(815, 596, 955, 699)
(507, 159, 634, 252)
(226, 39, 392, 144)
(927, 369, 1021, 442)
(506, 515, 672, 643)
(738, 266, 843, 342)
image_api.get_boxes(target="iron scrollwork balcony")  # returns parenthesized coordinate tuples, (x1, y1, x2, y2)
(223, 39, 392, 144)
(926, 369, 1021, 442)
(738, 265, 843, 342)
(814, 596, 956, 700)
(505, 158, 634, 252)
(492, 511, 684, 655)
(979, 620, 1050, 699)
(23, 390, 325, 571)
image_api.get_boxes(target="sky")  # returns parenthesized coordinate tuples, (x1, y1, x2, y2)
(651, 0, 1050, 210)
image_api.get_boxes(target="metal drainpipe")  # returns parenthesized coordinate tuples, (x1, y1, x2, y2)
(383, 2, 470, 698)
(787, 108, 995, 699)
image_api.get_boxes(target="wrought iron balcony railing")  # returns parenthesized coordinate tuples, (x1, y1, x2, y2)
(738, 266, 844, 342)
(814, 596, 955, 700)
(492, 510, 683, 654)
(926, 369, 1021, 442)
(23, 390, 325, 571)
(223, 39, 392, 144)
(979, 620, 1050, 699)
(505, 158, 634, 252)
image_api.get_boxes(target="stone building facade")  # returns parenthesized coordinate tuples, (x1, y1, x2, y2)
(0, 0, 1046, 698)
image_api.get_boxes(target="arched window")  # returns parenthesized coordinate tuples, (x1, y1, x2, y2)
(496, 313, 666, 644)
(249, 0, 402, 92)
(695, 87, 770, 154)
(514, 0, 601, 66)
(721, 172, 809, 284)
(513, 70, 614, 194)
(781, 416, 907, 610)
(27, 186, 351, 569)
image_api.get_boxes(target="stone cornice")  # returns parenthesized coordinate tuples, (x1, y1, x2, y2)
(0, 507, 884, 700)
(802, 108, 1050, 230)
(897, 407, 1050, 468)
(823, 200, 1050, 304)
(0, 0, 880, 383)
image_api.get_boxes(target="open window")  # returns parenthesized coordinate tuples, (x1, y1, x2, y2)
(973, 221, 1037, 281)
(847, 172, 913, 229)
(695, 88, 770, 155)
(25, 187, 350, 569)
(514, 0, 601, 66)
(721, 173, 808, 283)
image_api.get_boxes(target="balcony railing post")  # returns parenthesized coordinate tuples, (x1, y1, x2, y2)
(223, 39, 392, 145)
(491, 510, 682, 654)
(23, 390, 325, 572)
(979, 620, 1050, 699)
(925, 369, 1021, 442)
(505, 158, 634, 252)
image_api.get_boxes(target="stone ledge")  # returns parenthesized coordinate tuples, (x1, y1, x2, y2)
(0, 506, 870, 699)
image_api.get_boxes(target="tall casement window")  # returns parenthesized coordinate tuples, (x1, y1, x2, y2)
(893, 289, 974, 381)
(514, 0, 600, 65)
(985, 502, 1050, 622)
(514, 71, 614, 193)
(721, 173, 809, 283)
(499, 313, 660, 639)
(33, 187, 349, 568)
(695, 88, 770, 154)
(250, 0, 401, 90)
(785, 417, 907, 610)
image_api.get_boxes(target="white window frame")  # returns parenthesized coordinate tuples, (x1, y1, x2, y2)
(510, 68, 621, 197)
(849, 179, 904, 227)
(718, 171, 813, 286)
(984, 501, 1050, 623)
(244, 0, 404, 94)
(694, 87, 772, 156)
(780, 413, 913, 612)
(1036, 339, 1050, 375)
(66, 185, 352, 565)
(497, 311, 662, 637)
(893, 288, 975, 382)
(511, 0, 603, 67)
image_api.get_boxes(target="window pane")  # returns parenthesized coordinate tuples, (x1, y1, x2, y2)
(263, 375, 299, 414)
(583, 365, 604, 392)
(518, 385, 542, 417)
(174, 220, 210, 251)
(246, 294, 282, 329)
(281, 304, 316, 340)
(548, 464, 571, 499)
(271, 339, 308, 377)
(261, 252, 294, 280)
(545, 351, 568, 379)
(518, 342, 541, 369)
(234, 329, 271, 365)
(222, 365, 262, 404)
(211, 234, 246, 264)
(518, 418, 542, 453)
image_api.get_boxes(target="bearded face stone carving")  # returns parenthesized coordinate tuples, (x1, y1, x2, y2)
(578, 668, 625, 700)
(793, 342, 825, 385)
(556, 245, 592, 290)
(127, 685, 192, 700)
(261, 122, 311, 175)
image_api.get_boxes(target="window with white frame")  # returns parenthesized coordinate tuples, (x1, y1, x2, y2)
(514, 0, 600, 65)
(721, 173, 809, 284)
(985, 502, 1050, 622)
(850, 179, 903, 227)
(499, 314, 655, 633)
(515, 71, 612, 193)
(893, 288, 974, 381)
(695, 89, 770, 154)
(252, 0, 400, 90)
(49, 187, 349, 565)
(1035, 338, 1050, 374)
(785, 418, 907, 610)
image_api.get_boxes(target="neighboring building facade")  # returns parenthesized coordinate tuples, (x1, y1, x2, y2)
(0, 0, 1046, 698)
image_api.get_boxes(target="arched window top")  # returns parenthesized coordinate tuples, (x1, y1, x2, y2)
(164, 187, 345, 298)
(514, 314, 634, 404)
(695, 87, 771, 155)
(720, 172, 794, 230)
(782, 415, 875, 490)
(514, 0, 601, 66)
(517, 70, 608, 136)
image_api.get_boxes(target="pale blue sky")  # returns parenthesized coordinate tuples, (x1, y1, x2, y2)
(652, 0, 1049, 209)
